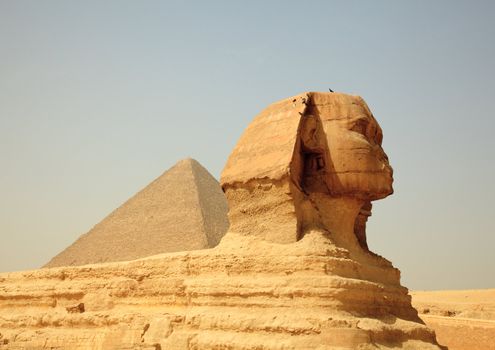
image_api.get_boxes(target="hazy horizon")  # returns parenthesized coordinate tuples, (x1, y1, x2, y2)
(1, 0, 494, 290)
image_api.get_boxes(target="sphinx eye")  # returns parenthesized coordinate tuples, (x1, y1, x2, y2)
(368, 123, 376, 141)
(351, 118, 368, 135)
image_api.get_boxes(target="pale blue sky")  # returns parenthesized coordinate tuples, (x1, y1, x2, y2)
(1, 0, 494, 290)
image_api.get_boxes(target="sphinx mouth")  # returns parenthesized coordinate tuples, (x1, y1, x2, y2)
(388, 169, 394, 180)
(381, 163, 394, 176)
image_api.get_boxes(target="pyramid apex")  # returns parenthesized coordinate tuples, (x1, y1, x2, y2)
(174, 158, 214, 178)
(174, 157, 200, 167)
(180, 157, 196, 162)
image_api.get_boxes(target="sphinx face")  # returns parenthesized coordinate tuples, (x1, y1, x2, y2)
(319, 101, 393, 200)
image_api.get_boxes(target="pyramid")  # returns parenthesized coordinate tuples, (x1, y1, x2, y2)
(44, 158, 229, 267)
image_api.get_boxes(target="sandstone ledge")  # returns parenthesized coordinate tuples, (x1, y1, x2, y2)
(1, 232, 441, 350)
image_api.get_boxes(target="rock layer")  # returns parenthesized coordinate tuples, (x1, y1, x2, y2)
(45, 158, 229, 268)
(1, 233, 441, 350)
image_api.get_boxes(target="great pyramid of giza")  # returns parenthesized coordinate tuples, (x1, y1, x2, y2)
(44, 158, 229, 268)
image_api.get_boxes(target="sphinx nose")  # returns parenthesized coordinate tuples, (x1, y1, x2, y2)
(374, 146, 389, 162)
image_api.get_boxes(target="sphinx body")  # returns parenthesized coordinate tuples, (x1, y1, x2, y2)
(0, 92, 444, 350)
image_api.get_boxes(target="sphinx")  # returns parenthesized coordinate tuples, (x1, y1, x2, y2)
(0, 92, 444, 350)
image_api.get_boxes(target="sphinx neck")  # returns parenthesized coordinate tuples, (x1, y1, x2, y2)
(321, 196, 363, 235)
(303, 195, 364, 249)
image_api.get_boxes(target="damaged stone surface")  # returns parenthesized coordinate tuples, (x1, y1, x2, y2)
(0, 92, 445, 349)
(65, 302, 85, 314)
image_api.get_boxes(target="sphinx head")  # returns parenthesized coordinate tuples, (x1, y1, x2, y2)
(221, 92, 393, 245)
(298, 93, 393, 201)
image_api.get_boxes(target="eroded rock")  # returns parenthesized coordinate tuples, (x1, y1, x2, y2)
(66, 302, 85, 314)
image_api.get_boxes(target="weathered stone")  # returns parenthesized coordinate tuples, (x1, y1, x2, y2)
(66, 302, 85, 314)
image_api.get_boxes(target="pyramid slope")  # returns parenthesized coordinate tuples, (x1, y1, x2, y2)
(189, 159, 230, 247)
(44, 158, 229, 268)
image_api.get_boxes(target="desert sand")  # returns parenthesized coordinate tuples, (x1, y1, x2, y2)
(411, 289, 495, 350)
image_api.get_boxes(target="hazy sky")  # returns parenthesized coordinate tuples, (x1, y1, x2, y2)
(1, 0, 494, 290)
